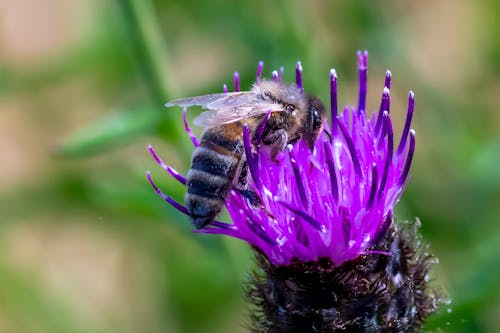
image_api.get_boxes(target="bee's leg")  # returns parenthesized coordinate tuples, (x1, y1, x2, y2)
(239, 187, 274, 219)
(287, 132, 301, 146)
(232, 157, 248, 189)
(262, 129, 288, 163)
(236, 160, 249, 187)
(238, 189, 262, 208)
(233, 160, 262, 208)
(234, 159, 275, 219)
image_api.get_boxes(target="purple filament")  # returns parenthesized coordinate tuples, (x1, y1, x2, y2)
(256, 61, 264, 82)
(243, 124, 261, 190)
(289, 150, 308, 208)
(146, 171, 228, 226)
(377, 109, 388, 149)
(376, 113, 394, 202)
(272, 70, 279, 81)
(338, 120, 362, 178)
(148, 145, 186, 185)
(371, 211, 393, 246)
(193, 227, 246, 241)
(183, 107, 199, 147)
(233, 71, 240, 92)
(245, 215, 276, 245)
(146, 171, 189, 215)
(398, 130, 416, 186)
(223, 84, 228, 93)
(323, 141, 339, 203)
(375, 88, 390, 135)
(330, 69, 338, 134)
(209, 221, 237, 230)
(296, 61, 303, 93)
(340, 207, 352, 247)
(254, 110, 272, 147)
(277, 200, 321, 230)
(397, 91, 415, 155)
(366, 163, 378, 209)
(385, 70, 392, 90)
(357, 50, 368, 113)
(278, 66, 284, 81)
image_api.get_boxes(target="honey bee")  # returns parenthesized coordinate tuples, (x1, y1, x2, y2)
(166, 80, 326, 229)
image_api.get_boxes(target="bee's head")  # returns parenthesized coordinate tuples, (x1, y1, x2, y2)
(302, 96, 326, 151)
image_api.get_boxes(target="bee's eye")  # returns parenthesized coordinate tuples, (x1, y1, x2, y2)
(313, 110, 322, 130)
(285, 104, 295, 112)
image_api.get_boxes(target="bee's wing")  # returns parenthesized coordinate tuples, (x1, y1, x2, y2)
(165, 92, 240, 108)
(192, 106, 279, 127)
(167, 91, 283, 128)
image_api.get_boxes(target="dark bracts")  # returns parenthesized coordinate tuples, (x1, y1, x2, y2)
(246, 222, 440, 333)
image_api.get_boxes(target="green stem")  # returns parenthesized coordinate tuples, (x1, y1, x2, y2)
(117, 0, 183, 140)
(118, 0, 174, 102)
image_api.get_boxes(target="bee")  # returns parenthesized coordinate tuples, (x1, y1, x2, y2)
(166, 80, 326, 229)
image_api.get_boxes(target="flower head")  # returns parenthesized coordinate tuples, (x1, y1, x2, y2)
(148, 51, 416, 266)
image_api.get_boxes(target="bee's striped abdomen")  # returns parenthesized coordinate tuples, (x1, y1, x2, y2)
(185, 125, 244, 229)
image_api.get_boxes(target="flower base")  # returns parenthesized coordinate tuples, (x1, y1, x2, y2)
(246, 221, 440, 333)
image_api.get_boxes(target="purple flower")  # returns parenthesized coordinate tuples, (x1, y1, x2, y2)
(147, 52, 440, 331)
(147, 51, 415, 266)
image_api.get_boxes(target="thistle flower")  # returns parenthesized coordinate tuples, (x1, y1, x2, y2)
(147, 51, 440, 332)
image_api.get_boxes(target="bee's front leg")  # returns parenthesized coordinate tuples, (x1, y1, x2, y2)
(233, 160, 261, 208)
(262, 129, 288, 163)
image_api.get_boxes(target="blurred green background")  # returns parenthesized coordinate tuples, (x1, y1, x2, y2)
(0, 0, 498, 332)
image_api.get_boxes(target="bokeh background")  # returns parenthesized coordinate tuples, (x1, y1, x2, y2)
(0, 0, 499, 332)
